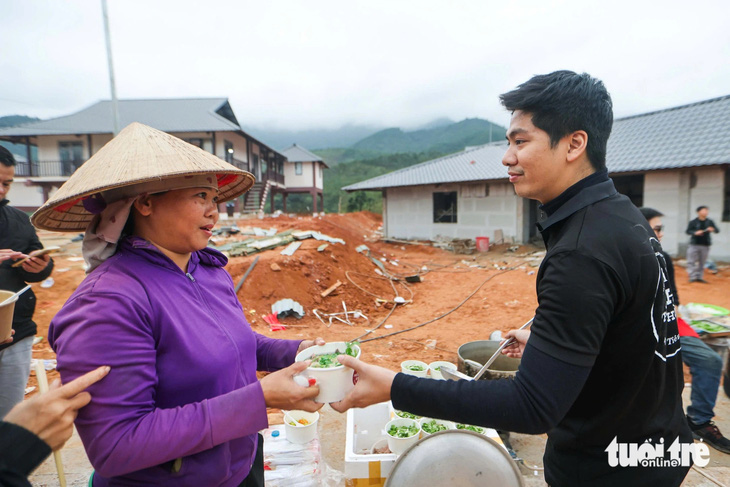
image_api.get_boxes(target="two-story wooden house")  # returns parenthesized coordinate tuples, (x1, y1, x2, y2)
(0, 98, 287, 214)
(279, 144, 328, 213)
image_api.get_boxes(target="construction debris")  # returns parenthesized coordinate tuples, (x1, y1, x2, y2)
(317, 244, 329, 252)
(270, 263, 281, 272)
(320, 280, 343, 298)
(280, 241, 302, 256)
(271, 299, 305, 319)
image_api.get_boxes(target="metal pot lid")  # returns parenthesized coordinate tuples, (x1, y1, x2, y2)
(384, 430, 524, 487)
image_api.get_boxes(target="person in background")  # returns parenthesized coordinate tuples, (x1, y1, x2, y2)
(685, 205, 719, 283)
(640, 207, 730, 454)
(332, 71, 692, 487)
(0, 366, 109, 487)
(36, 123, 323, 487)
(0, 146, 54, 419)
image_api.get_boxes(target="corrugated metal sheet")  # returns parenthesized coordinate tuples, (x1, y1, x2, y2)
(343, 143, 508, 191)
(344, 95, 730, 191)
(0, 98, 240, 136)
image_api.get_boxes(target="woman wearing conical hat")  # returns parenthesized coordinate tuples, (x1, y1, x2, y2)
(37, 123, 324, 487)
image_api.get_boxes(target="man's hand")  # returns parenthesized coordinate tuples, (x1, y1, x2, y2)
(260, 361, 323, 412)
(329, 356, 396, 413)
(297, 337, 325, 354)
(707, 227, 716, 233)
(0, 249, 24, 263)
(22, 253, 51, 274)
(501, 329, 531, 359)
(3, 366, 110, 451)
(695, 230, 705, 236)
(1, 329, 14, 345)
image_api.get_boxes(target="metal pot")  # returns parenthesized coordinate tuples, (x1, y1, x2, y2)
(458, 340, 520, 380)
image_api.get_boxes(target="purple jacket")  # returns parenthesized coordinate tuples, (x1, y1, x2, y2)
(49, 237, 300, 486)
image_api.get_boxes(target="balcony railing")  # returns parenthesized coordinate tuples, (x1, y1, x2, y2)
(14, 160, 81, 178)
(17, 157, 287, 185)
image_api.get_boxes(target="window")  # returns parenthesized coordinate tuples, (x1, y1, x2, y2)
(722, 166, 730, 222)
(59, 141, 84, 175)
(185, 138, 213, 153)
(224, 141, 234, 163)
(433, 192, 457, 223)
(612, 174, 645, 207)
(461, 183, 489, 198)
(319, 164, 323, 179)
(295, 162, 303, 175)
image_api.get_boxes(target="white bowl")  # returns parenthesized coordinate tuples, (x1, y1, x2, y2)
(401, 360, 428, 377)
(283, 410, 319, 444)
(428, 361, 456, 380)
(295, 342, 361, 403)
(455, 423, 488, 435)
(385, 418, 420, 455)
(418, 417, 455, 436)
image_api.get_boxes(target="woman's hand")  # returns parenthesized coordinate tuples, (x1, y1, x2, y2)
(329, 356, 396, 413)
(297, 337, 325, 354)
(0, 249, 24, 263)
(260, 361, 323, 412)
(3, 366, 110, 451)
(501, 329, 531, 359)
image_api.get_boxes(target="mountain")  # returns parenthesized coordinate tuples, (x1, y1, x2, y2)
(351, 118, 506, 154)
(0, 115, 41, 128)
(240, 124, 383, 151)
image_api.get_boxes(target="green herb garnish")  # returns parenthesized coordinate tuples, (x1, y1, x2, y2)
(421, 420, 448, 434)
(388, 424, 419, 438)
(456, 424, 484, 433)
(395, 410, 421, 420)
(309, 342, 359, 368)
(406, 364, 425, 371)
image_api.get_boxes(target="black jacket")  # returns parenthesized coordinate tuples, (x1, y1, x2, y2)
(0, 421, 52, 486)
(392, 178, 691, 487)
(686, 217, 719, 246)
(0, 200, 53, 351)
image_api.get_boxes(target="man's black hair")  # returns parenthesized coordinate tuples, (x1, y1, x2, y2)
(499, 70, 613, 172)
(639, 207, 664, 221)
(0, 146, 16, 167)
(696, 205, 708, 212)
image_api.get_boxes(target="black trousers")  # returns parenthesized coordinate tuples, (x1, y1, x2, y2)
(238, 434, 264, 487)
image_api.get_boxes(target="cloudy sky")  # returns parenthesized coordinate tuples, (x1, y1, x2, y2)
(1, 0, 728, 131)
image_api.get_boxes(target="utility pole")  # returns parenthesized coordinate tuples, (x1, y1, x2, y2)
(101, 0, 120, 136)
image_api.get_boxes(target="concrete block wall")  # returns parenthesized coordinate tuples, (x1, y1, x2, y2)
(643, 167, 730, 261)
(384, 182, 519, 242)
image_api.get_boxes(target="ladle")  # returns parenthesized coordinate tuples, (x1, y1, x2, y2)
(442, 318, 534, 382)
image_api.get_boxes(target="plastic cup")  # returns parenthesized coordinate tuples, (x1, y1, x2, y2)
(401, 360, 428, 377)
(418, 417, 455, 436)
(428, 361, 456, 380)
(385, 418, 420, 455)
(283, 410, 320, 444)
(0, 290, 19, 342)
(295, 342, 361, 403)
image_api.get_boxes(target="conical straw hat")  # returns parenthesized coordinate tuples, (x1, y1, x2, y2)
(31, 122, 255, 231)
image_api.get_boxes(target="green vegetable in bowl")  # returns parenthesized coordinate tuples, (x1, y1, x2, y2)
(388, 424, 419, 438)
(456, 424, 484, 434)
(433, 366, 441, 371)
(308, 342, 360, 368)
(395, 410, 421, 420)
(421, 420, 448, 434)
(406, 364, 425, 371)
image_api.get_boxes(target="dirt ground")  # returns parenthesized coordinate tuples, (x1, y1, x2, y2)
(23, 211, 730, 486)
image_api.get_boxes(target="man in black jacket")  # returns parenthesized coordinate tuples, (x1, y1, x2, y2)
(332, 71, 693, 486)
(685, 205, 719, 283)
(0, 146, 54, 419)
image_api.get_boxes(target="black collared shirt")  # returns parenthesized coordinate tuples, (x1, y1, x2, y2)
(392, 177, 691, 486)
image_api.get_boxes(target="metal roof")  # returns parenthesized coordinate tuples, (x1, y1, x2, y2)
(606, 94, 730, 172)
(344, 94, 730, 191)
(343, 143, 508, 191)
(0, 98, 241, 136)
(281, 143, 328, 167)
